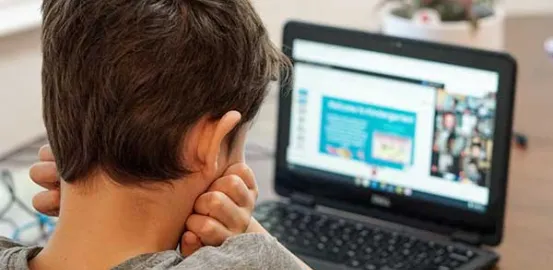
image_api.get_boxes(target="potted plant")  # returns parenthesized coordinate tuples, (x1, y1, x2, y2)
(380, 0, 504, 51)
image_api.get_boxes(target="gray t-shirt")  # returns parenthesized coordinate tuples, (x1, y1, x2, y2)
(0, 234, 303, 269)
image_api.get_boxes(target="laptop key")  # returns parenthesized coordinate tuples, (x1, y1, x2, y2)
(448, 260, 461, 268)
(260, 221, 273, 230)
(284, 219, 293, 227)
(433, 255, 445, 264)
(449, 252, 469, 262)
(286, 236, 296, 244)
(346, 250, 357, 258)
(316, 242, 326, 251)
(304, 231, 315, 239)
(346, 259, 362, 269)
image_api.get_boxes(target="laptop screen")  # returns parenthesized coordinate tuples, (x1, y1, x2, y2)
(286, 39, 500, 213)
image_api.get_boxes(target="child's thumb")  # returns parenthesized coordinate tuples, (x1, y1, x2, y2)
(180, 231, 203, 257)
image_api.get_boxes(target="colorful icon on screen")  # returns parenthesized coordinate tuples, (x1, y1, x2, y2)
(357, 151, 365, 160)
(336, 148, 353, 159)
(371, 181, 379, 189)
(396, 186, 404, 195)
(326, 146, 337, 155)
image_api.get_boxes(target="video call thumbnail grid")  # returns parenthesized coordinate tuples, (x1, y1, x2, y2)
(430, 89, 496, 187)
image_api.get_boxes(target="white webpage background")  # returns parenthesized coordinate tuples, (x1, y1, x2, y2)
(287, 41, 495, 205)
(293, 40, 499, 96)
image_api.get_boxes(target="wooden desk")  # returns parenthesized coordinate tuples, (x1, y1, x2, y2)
(495, 15, 553, 270)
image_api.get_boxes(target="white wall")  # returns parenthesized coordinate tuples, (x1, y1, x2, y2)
(0, 0, 552, 155)
(0, 29, 43, 155)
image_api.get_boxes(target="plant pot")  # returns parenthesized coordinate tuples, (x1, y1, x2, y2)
(381, 8, 505, 51)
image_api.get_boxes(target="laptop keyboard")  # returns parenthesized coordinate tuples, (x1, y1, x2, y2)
(254, 203, 478, 270)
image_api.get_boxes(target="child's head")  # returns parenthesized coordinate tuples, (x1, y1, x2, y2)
(41, 0, 289, 185)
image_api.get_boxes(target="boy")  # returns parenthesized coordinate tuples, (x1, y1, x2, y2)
(0, 0, 309, 269)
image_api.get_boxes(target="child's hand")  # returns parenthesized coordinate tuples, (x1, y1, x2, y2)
(30, 145, 61, 216)
(180, 163, 258, 256)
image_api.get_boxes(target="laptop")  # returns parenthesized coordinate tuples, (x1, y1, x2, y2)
(253, 21, 516, 270)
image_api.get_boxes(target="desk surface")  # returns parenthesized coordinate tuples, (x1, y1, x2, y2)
(493, 15, 553, 269)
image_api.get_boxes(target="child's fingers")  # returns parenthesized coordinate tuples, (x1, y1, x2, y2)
(29, 162, 60, 190)
(223, 163, 257, 191)
(186, 214, 233, 246)
(38, 145, 56, 162)
(32, 190, 61, 217)
(194, 191, 249, 233)
(180, 231, 203, 257)
(208, 175, 254, 209)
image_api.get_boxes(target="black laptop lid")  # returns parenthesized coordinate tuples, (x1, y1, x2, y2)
(275, 21, 516, 246)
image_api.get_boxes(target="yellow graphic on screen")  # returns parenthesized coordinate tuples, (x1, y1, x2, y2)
(372, 133, 412, 165)
(336, 148, 353, 159)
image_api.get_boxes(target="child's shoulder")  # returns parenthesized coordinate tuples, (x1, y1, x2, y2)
(117, 233, 303, 270)
(0, 234, 303, 270)
(0, 237, 42, 269)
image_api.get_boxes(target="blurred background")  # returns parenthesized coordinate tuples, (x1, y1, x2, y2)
(0, 0, 552, 268)
(1, 0, 553, 155)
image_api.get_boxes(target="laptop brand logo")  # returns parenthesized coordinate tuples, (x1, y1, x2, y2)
(371, 194, 392, 208)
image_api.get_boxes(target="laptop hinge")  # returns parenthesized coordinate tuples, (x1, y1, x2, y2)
(451, 230, 483, 246)
(290, 192, 316, 208)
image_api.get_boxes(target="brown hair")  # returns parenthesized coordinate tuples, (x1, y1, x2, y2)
(41, 0, 289, 183)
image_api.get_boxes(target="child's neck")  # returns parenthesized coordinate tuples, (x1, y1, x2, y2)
(29, 174, 208, 270)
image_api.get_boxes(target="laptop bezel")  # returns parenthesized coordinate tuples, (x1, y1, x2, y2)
(274, 21, 516, 246)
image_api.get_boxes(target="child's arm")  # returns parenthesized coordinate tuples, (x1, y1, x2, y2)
(246, 218, 314, 270)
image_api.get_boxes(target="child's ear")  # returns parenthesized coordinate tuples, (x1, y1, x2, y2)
(196, 111, 242, 179)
